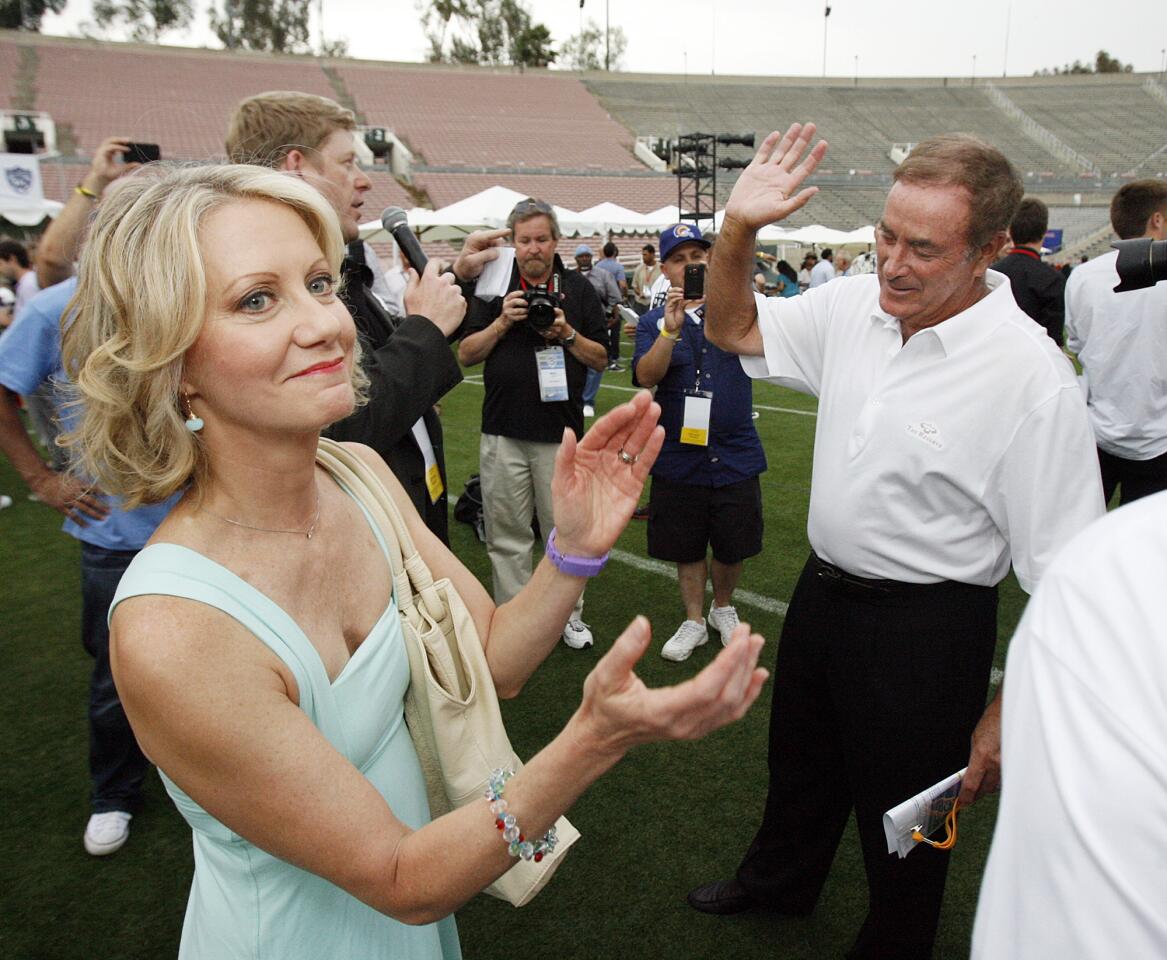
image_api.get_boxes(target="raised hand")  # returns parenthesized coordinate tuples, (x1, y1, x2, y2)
(550, 390, 663, 557)
(724, 122, 829, 231)
(404, 259, 467, 337)
(574, 616, 768, 758)
(452, 227, 511, 281)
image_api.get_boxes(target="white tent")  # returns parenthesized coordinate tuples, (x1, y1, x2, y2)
(778, 224, 855, 246)
(840, 225, 877, 245)
(574, 202, 654, 235)
(360, 186, 599, 242)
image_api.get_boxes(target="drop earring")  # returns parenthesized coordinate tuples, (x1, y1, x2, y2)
(182, 394, 204, 433)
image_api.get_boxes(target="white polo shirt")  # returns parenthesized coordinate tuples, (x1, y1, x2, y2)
(742, 272, 1104, 592)
(972, 491, 1167, 958)
(1065, 249, 1167, 461)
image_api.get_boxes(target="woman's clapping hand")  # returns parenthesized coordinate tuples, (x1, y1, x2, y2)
(550, 390, 664, 558)
(572, 616, 768, 760)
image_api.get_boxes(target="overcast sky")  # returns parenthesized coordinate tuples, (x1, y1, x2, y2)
(40, 0, 1167, 79)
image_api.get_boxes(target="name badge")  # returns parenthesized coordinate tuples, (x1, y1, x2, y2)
(411, 419, 444, 503)
(680, 390, 713, 446)
(536, 346, 569, 403)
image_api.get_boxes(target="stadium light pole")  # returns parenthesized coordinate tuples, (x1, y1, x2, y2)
(822, 4, 831, 78)
(605, 0, 610, 71)
(1002, 0, 1011, 77)
(972, 53, 976, 84)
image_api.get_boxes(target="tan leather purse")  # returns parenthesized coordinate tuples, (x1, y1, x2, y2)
(316, 439, 580, 907)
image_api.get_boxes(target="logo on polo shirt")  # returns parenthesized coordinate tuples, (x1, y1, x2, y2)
(906, 420, 944, 450)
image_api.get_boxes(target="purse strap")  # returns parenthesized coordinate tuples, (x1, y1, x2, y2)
(315, 438, 443, 630)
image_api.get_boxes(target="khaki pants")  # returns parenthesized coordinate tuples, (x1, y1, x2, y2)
(479, 433, 585, 621)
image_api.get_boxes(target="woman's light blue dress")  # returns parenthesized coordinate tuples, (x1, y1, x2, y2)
(111, 494, 462, 960)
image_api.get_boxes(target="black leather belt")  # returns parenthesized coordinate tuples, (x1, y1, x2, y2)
(810, 553, 929, 597)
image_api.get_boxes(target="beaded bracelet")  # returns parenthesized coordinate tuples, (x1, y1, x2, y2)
(484, 768, 559, 863)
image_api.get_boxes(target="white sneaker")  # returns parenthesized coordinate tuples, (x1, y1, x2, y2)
(562, 619, 594, 649)
(707, 604, 741, 646)
(583, 405, 595, 418)
(661, 619, 709, 662)
(84, 811, 132, 856)
(0, 494, 11, 509)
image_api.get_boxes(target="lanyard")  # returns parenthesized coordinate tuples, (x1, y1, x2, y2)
(678, 307, 707, 393)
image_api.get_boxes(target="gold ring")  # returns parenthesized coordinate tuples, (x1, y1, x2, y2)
(618, 447, 638, 465)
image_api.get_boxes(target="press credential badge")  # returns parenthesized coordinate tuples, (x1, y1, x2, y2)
(411, 419, 444, 503)
(536, 346, 569, 402)
(680, 390, 713, 446)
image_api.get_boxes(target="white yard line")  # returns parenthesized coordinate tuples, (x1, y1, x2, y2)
(458, 376, 816, 418)
(609, 549, 788, 616)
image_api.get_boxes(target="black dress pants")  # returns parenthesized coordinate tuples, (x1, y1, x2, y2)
(736, 554, 998, 960)
(1098, 446, 1167, 506)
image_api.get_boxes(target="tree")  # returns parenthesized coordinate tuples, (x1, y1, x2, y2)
(420, 0, 555, 68)
(209, 0, 311, 53)
(560, 19, 626, 71)
(92, 0, 193, 43)
(1035, 49, 1133, 76)
(1094, 49, 1133, 73)
(0, 0, 67, 31)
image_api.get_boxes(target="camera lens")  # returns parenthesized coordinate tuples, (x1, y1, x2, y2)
(1113, 238, 1167, 293)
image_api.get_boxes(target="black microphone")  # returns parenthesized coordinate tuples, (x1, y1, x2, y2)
(380, 206, 428, 273)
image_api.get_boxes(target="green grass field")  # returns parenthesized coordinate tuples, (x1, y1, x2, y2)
(0, 348, 1026, 959)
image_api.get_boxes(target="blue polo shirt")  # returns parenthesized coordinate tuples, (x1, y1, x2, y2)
(0, 277, 176, 550)
(633, 305, 766, 487)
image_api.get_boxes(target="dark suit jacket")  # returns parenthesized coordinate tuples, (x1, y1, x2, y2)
(324, 254, 462, 543)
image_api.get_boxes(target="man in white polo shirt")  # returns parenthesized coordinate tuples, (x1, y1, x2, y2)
(1065, 179, 1167, 505)
(972, 490, 1167, 958)
(685, 124, 1104, 960)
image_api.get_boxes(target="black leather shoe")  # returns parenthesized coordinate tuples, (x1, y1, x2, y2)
(687, 878, 758, 915)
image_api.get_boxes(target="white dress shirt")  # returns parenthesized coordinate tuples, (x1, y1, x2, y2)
(972, 491, 1167, 959)
(808, 259, 836, 288)
(1065, 249, 1167, 460)
(741, 272, 1104, 592)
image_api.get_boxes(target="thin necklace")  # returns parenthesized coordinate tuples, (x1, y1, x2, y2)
(201, 486, 321, 540)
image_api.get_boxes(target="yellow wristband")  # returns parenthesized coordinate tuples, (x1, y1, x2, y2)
(75, 185, 100, 201)
(659, 327, 680, 341)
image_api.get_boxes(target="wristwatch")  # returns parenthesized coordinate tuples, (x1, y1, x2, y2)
(560, 329, 578, 347)
(546, 527, 609, 577)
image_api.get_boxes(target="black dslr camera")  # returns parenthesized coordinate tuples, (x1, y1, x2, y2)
(523, 283, 560, 331)
(1113, 238, 1167, 292)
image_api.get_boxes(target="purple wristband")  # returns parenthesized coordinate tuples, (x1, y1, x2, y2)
(546, 527, 609, 577)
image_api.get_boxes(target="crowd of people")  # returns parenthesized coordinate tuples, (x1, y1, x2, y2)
(2, 90, 1167, 959)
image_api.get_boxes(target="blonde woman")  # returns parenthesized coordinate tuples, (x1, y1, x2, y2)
(61, 165, 769, 960)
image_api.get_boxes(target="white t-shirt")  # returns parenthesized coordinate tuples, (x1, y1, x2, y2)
(972, 490, 1167, 959)
(808, 259, 836, 287)
(13, 269, 39, 321)
(742, 272, 1104, 592)
(647, 272, 670, 310)
(1065, 249, 1167, 460)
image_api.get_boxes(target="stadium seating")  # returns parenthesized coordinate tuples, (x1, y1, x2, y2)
(1004, 79, 1167, 177)
(0, 31, 1163, 241)
(7, 35, 336, 159)
(334, 62, 641, 172)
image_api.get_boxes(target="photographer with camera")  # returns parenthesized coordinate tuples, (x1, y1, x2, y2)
(632, 224, 766, 663)
(459, 198, 608, 650)
(1065, 180, 1167, 505)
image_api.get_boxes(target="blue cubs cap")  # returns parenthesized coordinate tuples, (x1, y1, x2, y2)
(659, 222, 711, 262)
(575, 244, 593, 257)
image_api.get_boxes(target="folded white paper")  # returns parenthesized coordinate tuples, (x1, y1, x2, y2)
(475, 247, 516, 301)
(882, 767, 965, 859)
